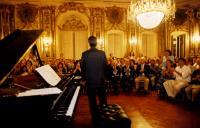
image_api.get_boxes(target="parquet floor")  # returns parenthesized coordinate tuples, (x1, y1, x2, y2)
(74, 92, 200, 128)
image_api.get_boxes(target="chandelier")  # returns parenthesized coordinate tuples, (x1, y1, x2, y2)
(128, 0, 176, 29)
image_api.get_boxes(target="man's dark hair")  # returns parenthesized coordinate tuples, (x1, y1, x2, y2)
(165, 49, 172, 56)
(178, 58, 186, 63)
(88, 36, 97, 47)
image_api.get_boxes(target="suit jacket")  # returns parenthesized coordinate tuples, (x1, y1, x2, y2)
(136, 64, 151, 77)
(81, 47, 107, 88)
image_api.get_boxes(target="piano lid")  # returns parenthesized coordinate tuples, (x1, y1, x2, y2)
(0, 29, 44, 85)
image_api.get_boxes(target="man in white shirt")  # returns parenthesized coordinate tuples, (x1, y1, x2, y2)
(163, 58, 191, 98)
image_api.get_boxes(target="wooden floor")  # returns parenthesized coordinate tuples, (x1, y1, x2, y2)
(74, 92, 200, 128)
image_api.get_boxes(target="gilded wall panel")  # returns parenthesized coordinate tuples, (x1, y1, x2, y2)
(58, 2, 89, 17)
(90, 8, 104, 35)
(39, 6, 56, 58)
(15, 3, 39, 29)
(58, 15, 88, 31)
(0, 4, 15, 39)
(105, 6, 127, 31)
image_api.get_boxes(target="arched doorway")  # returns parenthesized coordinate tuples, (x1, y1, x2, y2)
(56, 11, 89, 60)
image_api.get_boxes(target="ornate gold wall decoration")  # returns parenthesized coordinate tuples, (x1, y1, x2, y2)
(169, 8, 193, 33)
(90, 8, 103, 30)
(58, 15, 88, 31)
(0, 4, 15, 39)
(90, 8, 104, 35)
(169, 20, 190, 33)
(173, 9, 188, 26)
(106, 6, 124, 25)
(40, 6, 56, 58)
(58, 2, 87, 14)
(17, 3, 38, 27)
(105, 6, 126, 31)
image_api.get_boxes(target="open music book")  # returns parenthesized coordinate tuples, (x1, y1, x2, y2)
(35, 64, 61, 86)
(17, 87, 62, 97)
(17, 65, 62, 97)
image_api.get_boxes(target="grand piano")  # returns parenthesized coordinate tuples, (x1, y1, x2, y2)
(0, 29, 81, 127)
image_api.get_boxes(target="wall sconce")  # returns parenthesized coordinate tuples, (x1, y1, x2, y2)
(43, 36, 52, 46)
(192, 34, 200, 55)
(42, 36, 52, 57)
(129, 37, 137, 53)
(192, 35, 200, 43)
(130, 37, 137, 45)
(97, 37, 104, 50)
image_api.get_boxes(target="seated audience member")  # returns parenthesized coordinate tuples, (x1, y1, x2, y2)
(73, 60, 86, 94)
(26, 60, 34, 74)
(185, 69, 200, 102)
(73, 61, 82, 76)
(157, 60, 175, 97)
(149, 59, 161, 89)
(135, 57, 151, 93)
(155, 58, 162, 69)
(20, 59, 27, 69)
(109, 53, 115, 60)
(67, 61, 75, 74)
(13, 64, 22, 76)
(162, 49, 174, 69)
(105, 59, 113, 81)
(27, 51, 36, 64)
(187, 58, 195, 73)
(111, 59, 121, 95)
(193, 57, 200, 70)
(121, 59, 135, 93)
(158, 60, 175, 85)
(163, 58, 191, 98)
(57, 62, 67, 76)
(20, 66, 28, 76)
(50, 59, 57, 72)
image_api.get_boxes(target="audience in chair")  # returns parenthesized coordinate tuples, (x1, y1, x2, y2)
(135, 57, 151, 93)
(163, 58, 191, 98)
(185, 69, 200, 102)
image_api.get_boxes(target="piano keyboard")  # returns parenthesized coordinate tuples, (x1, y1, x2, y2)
(65, 86, 80, 116)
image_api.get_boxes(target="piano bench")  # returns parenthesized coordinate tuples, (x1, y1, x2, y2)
(94, 104, 131, 128)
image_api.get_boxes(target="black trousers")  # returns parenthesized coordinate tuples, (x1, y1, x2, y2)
(87, 86, 107, 119)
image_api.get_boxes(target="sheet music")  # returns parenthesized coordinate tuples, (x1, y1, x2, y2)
(17, 87, 62, 97)
(35, 65, 61, 86)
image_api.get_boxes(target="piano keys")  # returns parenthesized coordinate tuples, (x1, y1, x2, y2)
(66, 86, 81, 117)
(0, 29, 81, 127)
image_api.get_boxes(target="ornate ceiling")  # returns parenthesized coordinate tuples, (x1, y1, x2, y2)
(0, 0, 200, 8)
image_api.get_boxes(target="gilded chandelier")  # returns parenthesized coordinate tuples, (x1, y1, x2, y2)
(128, 0, 176, 29)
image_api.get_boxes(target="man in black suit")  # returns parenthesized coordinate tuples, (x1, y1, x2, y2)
(81, 36, 107, 120)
